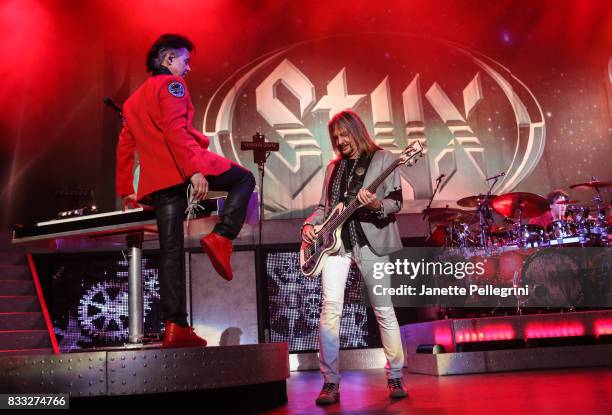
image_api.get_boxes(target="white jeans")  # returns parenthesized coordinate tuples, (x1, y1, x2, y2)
(318, 245, 404, 384)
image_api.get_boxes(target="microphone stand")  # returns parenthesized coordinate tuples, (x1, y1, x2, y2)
(240, 132, 279, 245)
(104, 97, 124, 123)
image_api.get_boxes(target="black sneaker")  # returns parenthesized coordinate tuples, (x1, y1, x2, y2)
(387, 378, 408, 399)
(316, 382, 340, 405)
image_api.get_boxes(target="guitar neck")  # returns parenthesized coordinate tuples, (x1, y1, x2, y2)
(334, 158, 402, 225)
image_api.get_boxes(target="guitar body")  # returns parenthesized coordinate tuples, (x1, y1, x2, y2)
(300, 203, 346, 278)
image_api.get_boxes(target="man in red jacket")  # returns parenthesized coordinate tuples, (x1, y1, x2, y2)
(529, 189, 569, 228)
(116, 34, 255, 347)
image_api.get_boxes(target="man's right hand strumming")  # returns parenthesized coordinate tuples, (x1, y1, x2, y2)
(302, 224, 316, 245)
(190, 172, 209, 201)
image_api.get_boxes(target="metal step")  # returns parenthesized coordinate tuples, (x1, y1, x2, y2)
(0, 348, 54, 356)
(0, 281, 36, 296)
(0, 265, 31, 280)
(0, 312, 46, 330)
(0, 296, 40, 312)
(0, 330, 51, 350)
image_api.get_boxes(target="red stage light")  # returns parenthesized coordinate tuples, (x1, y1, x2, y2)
(594, 320, 612, 337)
(434, 327, 453, 349)
(455, 324, 515, 343)
(525, 322, 585, 339)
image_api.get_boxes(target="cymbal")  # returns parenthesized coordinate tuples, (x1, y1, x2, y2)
(457, 194, 497, 208)
(490, 224, 511, 236)
(569, 180, 612, 190)
(423, 207, 477, 224)
(491, 192, 549, 219)
(555, 199, 580, 205)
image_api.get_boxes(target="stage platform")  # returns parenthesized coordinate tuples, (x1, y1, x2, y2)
(261, 366, 612, 415)
(0, 342, 289, 409)
(401, 310, 612, 376)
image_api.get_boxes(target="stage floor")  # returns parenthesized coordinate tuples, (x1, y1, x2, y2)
(261, 366, 612, 415)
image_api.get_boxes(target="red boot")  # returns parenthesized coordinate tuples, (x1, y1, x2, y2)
(200, 232, 234, 281)
(163, 322, 208, 348)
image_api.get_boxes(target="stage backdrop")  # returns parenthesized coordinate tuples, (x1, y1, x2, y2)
(0, 0, 610, 226)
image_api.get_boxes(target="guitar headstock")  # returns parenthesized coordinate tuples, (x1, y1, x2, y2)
(399, 140, 426, 166)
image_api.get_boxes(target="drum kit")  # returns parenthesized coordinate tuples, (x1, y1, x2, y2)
(424, 179, 612, 250)
(423, 178, 612, 312)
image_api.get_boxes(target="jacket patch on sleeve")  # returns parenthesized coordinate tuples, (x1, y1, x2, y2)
(168, 81, 185, 98)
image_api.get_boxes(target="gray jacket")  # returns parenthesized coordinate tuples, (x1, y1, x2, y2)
(304, 150, 404, 256)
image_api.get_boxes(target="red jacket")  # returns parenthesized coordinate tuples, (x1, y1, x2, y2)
(115, 74, 232, 201)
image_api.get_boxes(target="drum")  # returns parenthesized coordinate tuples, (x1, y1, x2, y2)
(579, 219, 608, 246)
(547, 220, 576, 240)
(429, 224, 469, 247)
(497, 249, 531, 285)
(429, 225, 451, 247)
(468, 254, 498, 285)
(520, 249, 583, 308)
(587, 249, 611, 306)
(516, 224, 545, 245)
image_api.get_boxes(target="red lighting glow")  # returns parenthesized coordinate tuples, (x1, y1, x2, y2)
(456, 325, 515, 343)
(525, 322, 585, 339)
(594, 320, 612, 337)
(434, 327, 453, 349)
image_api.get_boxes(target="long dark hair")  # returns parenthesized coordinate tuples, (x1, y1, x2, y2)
(145, 34, 193, 74)
(328, 110, 381, 156)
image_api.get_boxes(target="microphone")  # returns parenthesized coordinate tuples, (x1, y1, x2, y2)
(436, 173, 445, 183)
(103, 96, 123, 115)
(486, 171, 506, 181)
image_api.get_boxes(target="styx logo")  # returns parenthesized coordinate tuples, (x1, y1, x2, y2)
(203, 34, 545, 216)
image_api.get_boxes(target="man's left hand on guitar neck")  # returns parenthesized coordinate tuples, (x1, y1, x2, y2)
(357, 189, 382, 211)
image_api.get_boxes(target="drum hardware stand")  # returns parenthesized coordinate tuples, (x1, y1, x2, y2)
(423, 174, 445, 239)
(490, 300, 503, 316)
(480, 173, 502, 251)
(515, 203, 525, 247)
(513, 270, 523, 315)
(592, 181, 609, 246)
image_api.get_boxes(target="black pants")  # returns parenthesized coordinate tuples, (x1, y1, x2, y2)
(152, 165, 255, 325)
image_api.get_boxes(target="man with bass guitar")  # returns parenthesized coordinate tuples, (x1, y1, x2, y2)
(301, 110, 409, 405)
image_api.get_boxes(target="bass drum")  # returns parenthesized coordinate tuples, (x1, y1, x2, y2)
(429, 224, 465, 247)
(429, 225, 450, 247)
(520, 249, 583, 308)
(497, 249, 532, 285)
(586, 248, 611, 307)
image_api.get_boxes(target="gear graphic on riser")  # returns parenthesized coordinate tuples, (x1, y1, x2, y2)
(78, 259, 160, 342)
